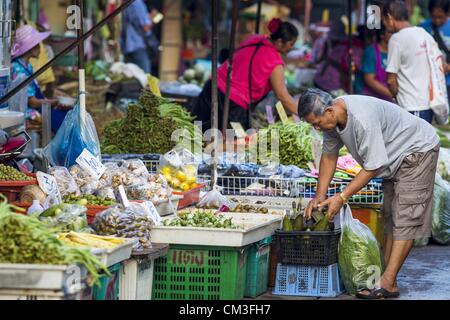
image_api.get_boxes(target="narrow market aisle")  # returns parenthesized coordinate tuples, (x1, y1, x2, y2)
(257, 245, 450, 300)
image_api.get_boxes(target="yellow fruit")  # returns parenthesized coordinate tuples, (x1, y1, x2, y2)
(161, 166, 172, 176)
(176, 171, 187, 182)
(171, 178, 181, 189)
(180, 182, 191, 192)
(185, 165, 197, 176)
(163, 173, 172, 183)
(186, 176, 196, 184)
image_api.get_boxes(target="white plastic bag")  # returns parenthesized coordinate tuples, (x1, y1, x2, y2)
(338, 205, 383, 295)
(197, 190, 236, 211)
(426, 39, 449, 125)
(432, 174, 450, 245)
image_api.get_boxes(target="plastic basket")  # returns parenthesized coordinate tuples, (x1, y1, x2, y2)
(275, 229, 341, 266)
(0, 174, 38, 203)
(92, 263, 122, 300)
(172, 184, 205, 209)
(86, 205, 110, 225)
(152, 244, 248, 300)
(273, 263, 345, 298)
(245, 237, 272, 298)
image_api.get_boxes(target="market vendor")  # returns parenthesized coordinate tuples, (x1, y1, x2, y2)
(191, 18, 299, 132)
(11, 25, 71, 133)
(299, 89, 440, 299)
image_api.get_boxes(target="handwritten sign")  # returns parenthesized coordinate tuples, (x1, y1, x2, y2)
(230, 122, 247, 139)
(266, 105, 275, 124)
(114, 185, 130, 208)
(37, 172, 61, 204)
(76, 149, 106, 180)
(144, 201, 162, 224)
(276, 102, 290, 124)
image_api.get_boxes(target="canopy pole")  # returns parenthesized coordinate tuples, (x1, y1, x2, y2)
(256, 0, 262, 34)
(348, 0, 354, 94)
(210, 0, 219, 190)
(78, 0, 86, 123)
(222, 0, 239, 133)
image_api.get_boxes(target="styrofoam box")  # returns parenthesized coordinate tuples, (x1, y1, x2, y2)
(119, 256, 154, 300)
(150, 213, 282, 247)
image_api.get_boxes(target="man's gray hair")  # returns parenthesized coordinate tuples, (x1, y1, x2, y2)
(298, 88, 333, 119)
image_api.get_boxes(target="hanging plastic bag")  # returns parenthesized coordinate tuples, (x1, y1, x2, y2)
(432, 174, 450, 245)
(43, 100, 100, 168)
(338, 205, 383, 295)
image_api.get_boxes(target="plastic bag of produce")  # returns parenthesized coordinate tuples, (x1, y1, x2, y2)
(197, 190, 236, 210)
(437, 148, 450, 182)
(432, 174, 450, 245)
(120, 159, 149, 177)
(39, 204, 88, 232)
(48, 166, 80, 197)
(159, 149, 199, 192)
(43, 101, 100, 168)
(338, 205, 383, 295)
(93, 204, 155, 250)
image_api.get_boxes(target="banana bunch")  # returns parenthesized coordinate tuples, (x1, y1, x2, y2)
(57, 232, 126, 249)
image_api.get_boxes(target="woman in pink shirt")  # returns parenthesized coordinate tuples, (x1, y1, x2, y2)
(192, 19, 299, 131)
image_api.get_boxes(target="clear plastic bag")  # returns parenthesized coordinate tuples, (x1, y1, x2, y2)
(338, 205, 383, 295)
(437, 148, 450, 182)
(39, 204, 88, 232)
(126, 174, 171, 202)
(93, 204, 155, 250)
(120, 159, 149, 177)
(197, 190, 236, 211)
(159, 149, 199, 192)
(43, 101, 101, 168)
(48, 166, 80, 197)
(432, 174, 450, 245)
(96, 187, 116, 200)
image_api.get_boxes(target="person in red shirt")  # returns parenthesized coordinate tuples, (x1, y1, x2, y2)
(192, 18, 299, 131)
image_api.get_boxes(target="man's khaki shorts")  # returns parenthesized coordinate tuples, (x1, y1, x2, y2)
(383, 145, 440, 241)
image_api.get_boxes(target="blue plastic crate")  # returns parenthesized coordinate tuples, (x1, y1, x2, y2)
(273, 263, 345, 298)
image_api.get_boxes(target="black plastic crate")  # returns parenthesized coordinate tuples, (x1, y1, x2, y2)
(275, 229, 341, 266)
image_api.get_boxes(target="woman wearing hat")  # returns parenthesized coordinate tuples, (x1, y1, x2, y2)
(11, 25, 70, 133)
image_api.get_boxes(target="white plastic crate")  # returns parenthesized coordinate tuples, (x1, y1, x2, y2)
(119, 256, 155, 300)
(273, 263, 345, 298)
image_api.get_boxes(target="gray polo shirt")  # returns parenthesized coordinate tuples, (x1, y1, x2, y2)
(323, 95, 440, 179)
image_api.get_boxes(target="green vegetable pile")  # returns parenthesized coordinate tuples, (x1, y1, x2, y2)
(338, 224, 383, 295)
(0, 164, 33, 181)
(437, 130, 450, 149)
(101, 90, 201, 154)
(162, 210, 240, 229)
(256, 122, 313, 168)
(63, 194, 116, 207)
(0, 197, 108, 285)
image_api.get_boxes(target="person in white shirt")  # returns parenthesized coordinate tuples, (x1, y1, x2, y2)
(384, 0, 436, 123)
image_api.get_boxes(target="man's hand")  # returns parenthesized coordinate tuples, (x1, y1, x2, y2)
(318, 194, 344, 220)
(305, 195, 326, 219)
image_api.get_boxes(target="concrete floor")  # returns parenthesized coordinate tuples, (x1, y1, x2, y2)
(257, 245, 450, 300)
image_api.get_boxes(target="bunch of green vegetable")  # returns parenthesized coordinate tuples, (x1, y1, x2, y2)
(0, 197, 108, 285)
(39, 204, 88, 232)
(63, 194, 116, 206)
(338, 222, 383, 295)
(101, 90, 201, 154)
(162, 210, 240, 229)
(0, 164, 33, 181)
(256, 122, 313, 168)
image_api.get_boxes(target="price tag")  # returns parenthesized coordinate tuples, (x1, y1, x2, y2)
(265, 105, 275, 124)
(76, 149, 106, 180)
(230, 122, 247, 139)
(144, 201, 162, 224)
(114, 185, 130, 208)
(276, 102, 290, 124)
(37, 172, 62, 204)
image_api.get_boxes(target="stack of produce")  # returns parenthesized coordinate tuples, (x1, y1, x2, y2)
(0, 197, 108, 285)
(256, 122, 313, 168)
(57, 232, 126, 249)
(0, 164, 33, 181)
(160, 164, 197, 192)
(101, 90, 201, 154)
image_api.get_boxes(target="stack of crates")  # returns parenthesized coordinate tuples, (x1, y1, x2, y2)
(272, 230, 345, 298)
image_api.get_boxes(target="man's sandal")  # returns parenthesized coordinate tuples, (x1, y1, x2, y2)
(356, 287, 400, 300)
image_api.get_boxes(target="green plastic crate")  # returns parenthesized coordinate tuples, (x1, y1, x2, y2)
(152, 244, 248, 300)
(245, 237, 272, 298)
(93, 263, 122, 300)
